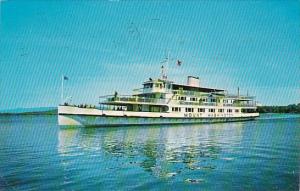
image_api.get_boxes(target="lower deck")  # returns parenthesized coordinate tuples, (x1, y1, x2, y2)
(58, 106, 259, 126)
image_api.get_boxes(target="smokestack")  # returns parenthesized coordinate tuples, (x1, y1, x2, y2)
(187, 76, 200, 87)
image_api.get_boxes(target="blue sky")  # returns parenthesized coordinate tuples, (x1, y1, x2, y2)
(0, 0, 299, 110)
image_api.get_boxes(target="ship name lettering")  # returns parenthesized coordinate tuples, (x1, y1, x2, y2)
(184, 113, 201, 118)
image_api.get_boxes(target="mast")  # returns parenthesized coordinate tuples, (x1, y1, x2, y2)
(161, 65, 165, 79)
(160, 51, 170, 80)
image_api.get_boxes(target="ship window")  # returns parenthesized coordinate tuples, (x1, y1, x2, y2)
(209, 109, 215, 113)
(218, 109, 224, 113)
(167, 84, 171, 89)
(190, 97, 197, 101)
(155, 84, 159, 88)
(200, 98, 206, 102)
(227, 109, 232, 113)
(145, 83, 153, 88)
(235, 109, 239, 113)
(185, 108, 193, 112)
(198, 108, 205, 112)
(179, 97, 186, 101)
(172, 107, 181, 112)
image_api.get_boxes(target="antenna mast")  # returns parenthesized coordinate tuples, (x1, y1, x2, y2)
(165, 51, 170, 79)
(160, 51, 170, 80)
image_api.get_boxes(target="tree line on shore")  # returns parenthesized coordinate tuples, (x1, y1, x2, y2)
(257, 103, 300, 113)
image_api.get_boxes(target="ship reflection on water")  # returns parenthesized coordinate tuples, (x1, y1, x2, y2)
(58, 123, 244, 180)
(1, 115, 298, 190)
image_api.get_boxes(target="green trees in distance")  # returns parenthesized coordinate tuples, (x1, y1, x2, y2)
(257, 103, 300, 113)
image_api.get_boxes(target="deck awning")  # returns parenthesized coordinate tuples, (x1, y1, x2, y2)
(172, 84, 224, 93)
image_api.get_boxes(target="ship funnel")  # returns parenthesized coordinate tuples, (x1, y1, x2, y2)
(187, 76, 200, 87)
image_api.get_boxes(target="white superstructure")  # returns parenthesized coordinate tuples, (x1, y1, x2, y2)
(58, 74, 259, 126)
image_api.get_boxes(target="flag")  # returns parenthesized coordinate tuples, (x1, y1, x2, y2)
(63, 76, 69, 80)
(177, 60, 182, 66)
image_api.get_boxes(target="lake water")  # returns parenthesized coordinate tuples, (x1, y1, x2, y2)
(0, 114, 299, 190)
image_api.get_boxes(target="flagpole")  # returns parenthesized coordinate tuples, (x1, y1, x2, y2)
(61, 75, 64, 104)
(167, 51, 170, 79)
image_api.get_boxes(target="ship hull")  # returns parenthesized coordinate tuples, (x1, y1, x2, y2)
(58, 114, 257, 127)
(58, 106, 259, 127)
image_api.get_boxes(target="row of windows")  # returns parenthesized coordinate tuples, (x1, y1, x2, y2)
(223, 100, 233, 103)
(176, 97, 235, 103)
(177, 97, 210, 102)
(172, 107, 239, 113)
(144, 83, 172, 89)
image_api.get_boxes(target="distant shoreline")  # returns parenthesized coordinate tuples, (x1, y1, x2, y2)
(0, 109, 58, 116)
(257, 104, 300, 114)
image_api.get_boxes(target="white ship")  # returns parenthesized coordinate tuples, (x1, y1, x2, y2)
(58, 68, 259, 126)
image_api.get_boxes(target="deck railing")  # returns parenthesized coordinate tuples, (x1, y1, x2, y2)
(106, 96, 167, 105)
(226, 94, 255, 99)
(101, 95, 256, 107)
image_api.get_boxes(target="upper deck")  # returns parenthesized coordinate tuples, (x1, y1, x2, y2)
(100, 76, 257, 108)
(135, 77, 224, 95)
